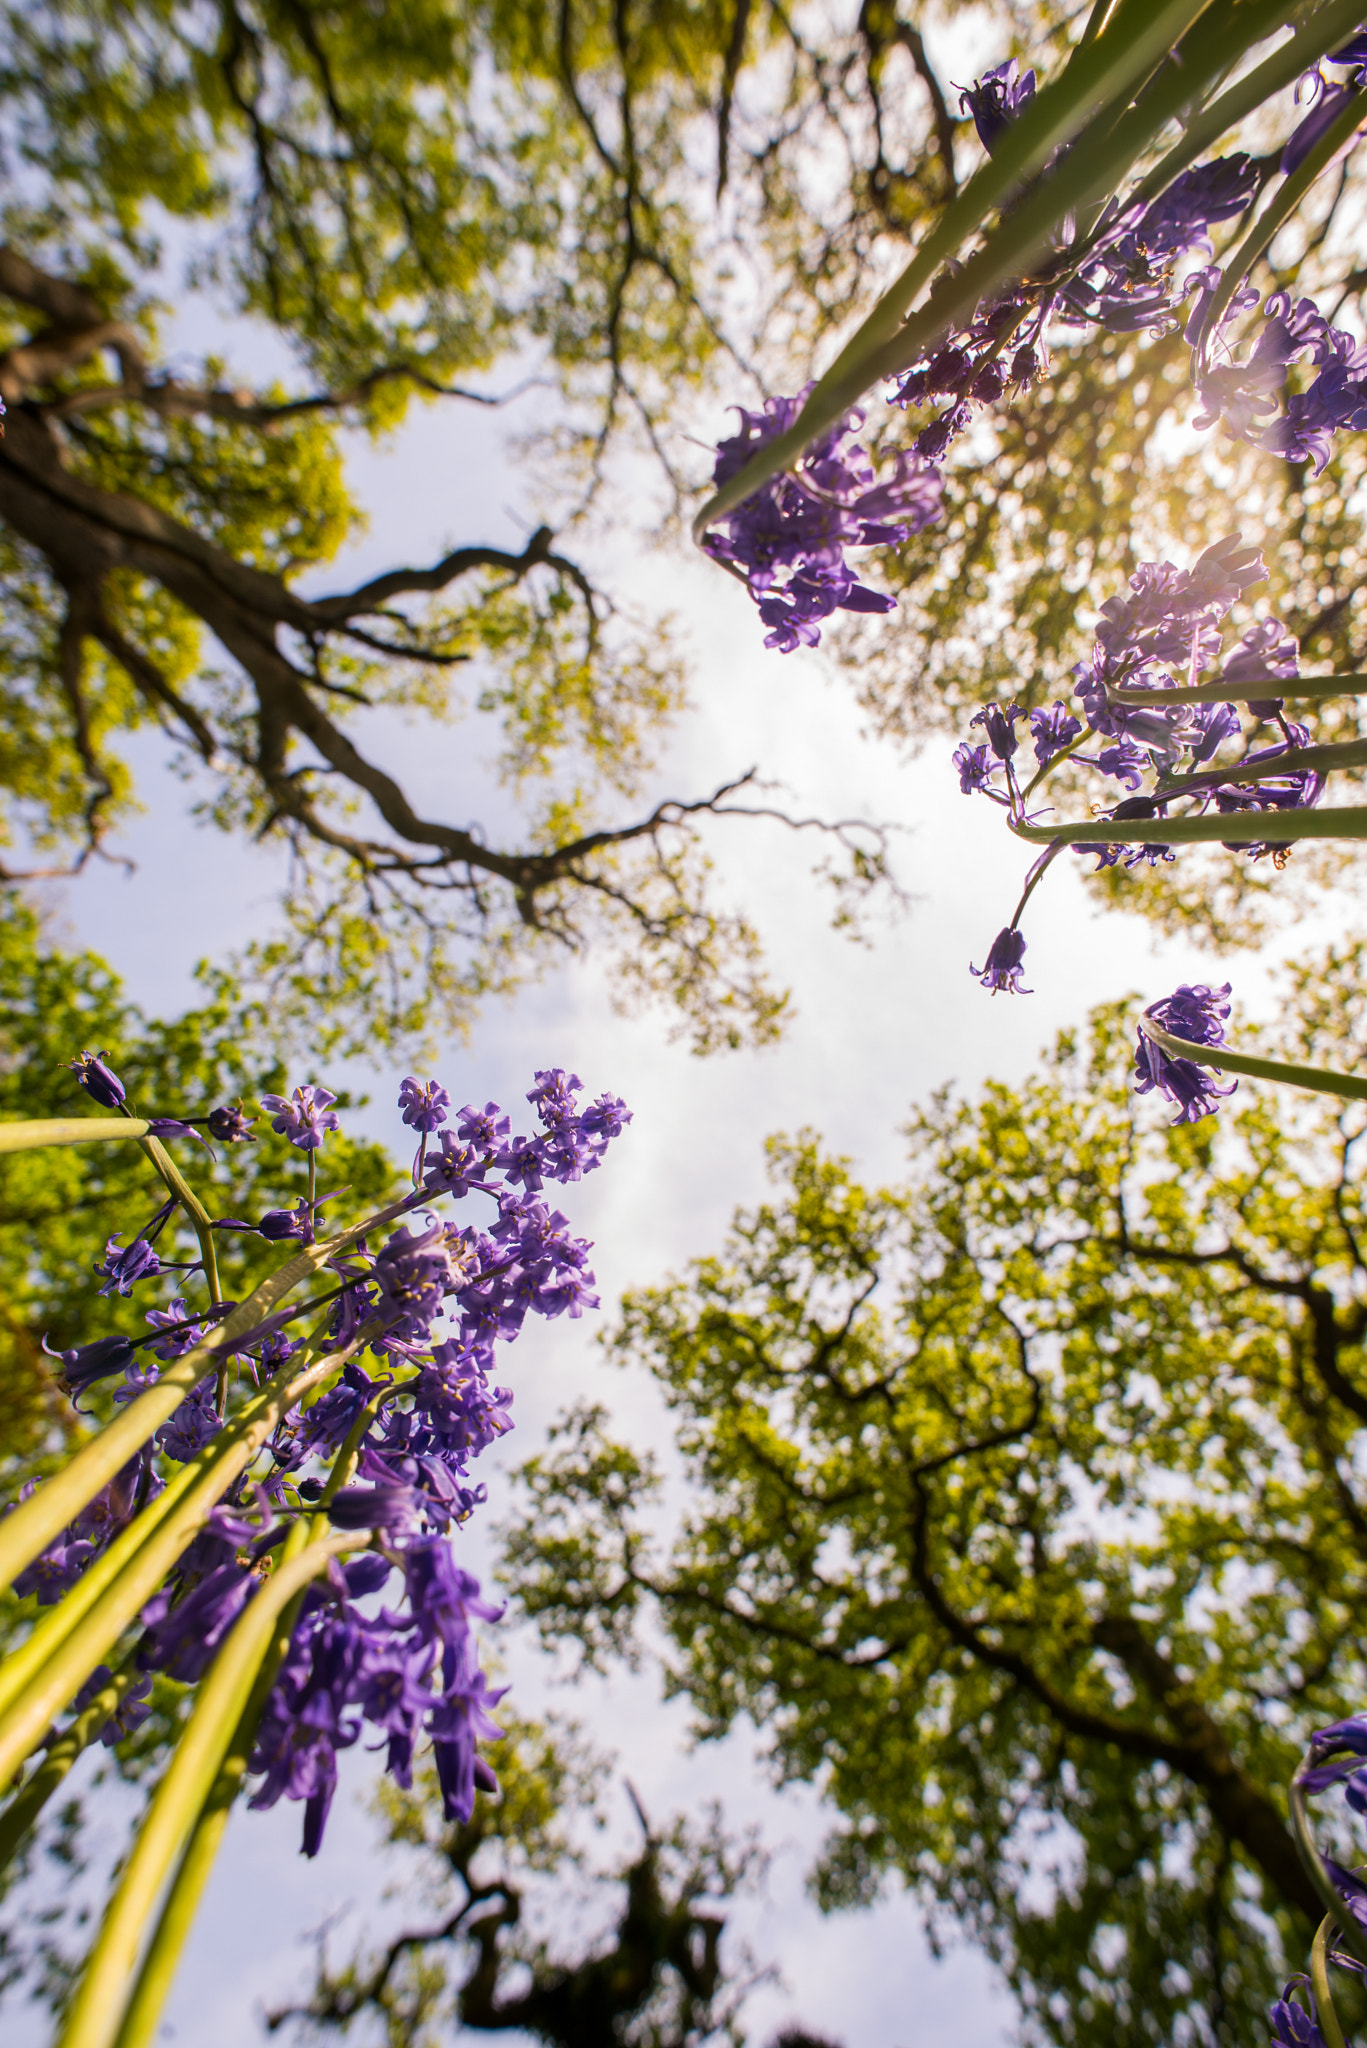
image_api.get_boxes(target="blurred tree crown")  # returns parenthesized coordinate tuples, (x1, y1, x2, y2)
(2, 0, 1364, 1028)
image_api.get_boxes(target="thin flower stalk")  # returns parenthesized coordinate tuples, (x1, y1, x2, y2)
(1138, 1017, 1367, 1104)
(0, 1118, 153, 1152)
(56, 1533, 364, 2048)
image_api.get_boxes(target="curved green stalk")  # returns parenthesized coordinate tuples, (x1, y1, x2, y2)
(57, 1533, 362, 2048)
(0, 1188, 412, 1593)
(1111, 672, 1367, 706)
(0, 1663, 144, 1877)
(0, 1118, 152, 1152)
(1010, 805, 1367, 848)
(1149, 736, 1367, 801)
(0, 1325, 380, 1788)
(137, 1131, 222, 1307)
(1140, 1018, 1367, 1102)
(110, 1409, 387, 2048)
(1118, 0, 1367, 218)
(1290, 1763, 1367, 1971)
(0, 1335, 342, 1724)
(1311, 1914, 1352, 2048)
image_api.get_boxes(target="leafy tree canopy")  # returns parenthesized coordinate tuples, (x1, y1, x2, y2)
(502, 941, 1367, 2048)
(0, 889, 399, 1473)
(0, 0, 962, 1059)
(21, 2, 1366, 1054)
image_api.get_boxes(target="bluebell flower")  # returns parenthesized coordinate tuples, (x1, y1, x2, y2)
(953, 740, 995, 795)
(34, 1053, 630, 1865)
(1282, 79, 1364, 173)
(970, 702, 1023, 761)
(156, 1381, 223, 1463)
(421, 1130, 482, 1199)
(140, 1562, 257, 1682)
(326, 1481, 423, 1534)
(144, 1298, 211, 1362)
(1270, 1989, 1329, 2048)
(255, 1198, 317, 1244)
(398, 1078, 451, 1132)
(1029, 704, 1082, 768)
(67, 1051, 127, 1110)
(456, 1102, 511, 1151)
(206, 1101, 256, 1143)
(96, 1236, 163, 1298)
(958, 59, 1036, 154)
(430, 1660, 508, 1825)
(259, 1084, 340, 1151)
(44, 1333, 135, 1399)
(1134, 984, 1238, 1125)
(971, 927, 1031, 994)
(705, 390, 941, 650)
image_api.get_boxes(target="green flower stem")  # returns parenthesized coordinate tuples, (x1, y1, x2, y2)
(0, 1663, 144, 1877)
(1139, 1019, 1367, 1102)
(0, 1336, 333, 1725)
(0, 1323, 381, 1789)
(1290, 1762, 1367, 1971)
(1202, 82, 1367, 341)
(799, 0, 1236, 397)
(0, 1187, 413, 1594)
(1150, 736, 1367, 803)
(1311, 1914, 1352, 2048)
(57, 1532, 363, 2048)
(0, 1118, 152, 1152)
(1118, 0, 1367, 219)
(1111, 673, 1367, 706)
(1009, 805, 1367, 848)
(691, 0, 1291, 545)
(110, 1420, 385, 2048)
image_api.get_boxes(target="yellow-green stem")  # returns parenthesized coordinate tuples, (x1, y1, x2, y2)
(1311, 1914, 1352, 2048)
(110, 1411, 384, 2048)
(1139, 1019, 1367, 1102)
(1009, 805, 1367, 848)
(57, 1534, 361, 2048)
(0, 1188, 412, 1593)
(0, 1326, 378, 1786)
(0, 1119, 151, 1152)
(1290, 1765, 1367, 1971)
(692, 0, 1292, 544)
(1111, 672, 1367, 707)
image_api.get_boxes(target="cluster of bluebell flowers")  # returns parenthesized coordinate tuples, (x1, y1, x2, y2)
(711, 36, 1367, 649)
(703, 390, 942, 650)
(18, 1052, 630, 1855)
(953, 533, 1328, 1041)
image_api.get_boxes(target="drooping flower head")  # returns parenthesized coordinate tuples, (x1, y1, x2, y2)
(1269, 1988, 1330, 2048)
(68, 1051, 126, 1110)
(206, 1101, 256, 1143)
(971, 927, 1031, 994)
(959, 59, 1037, 154)
(1134, 983, 1238, 1125)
